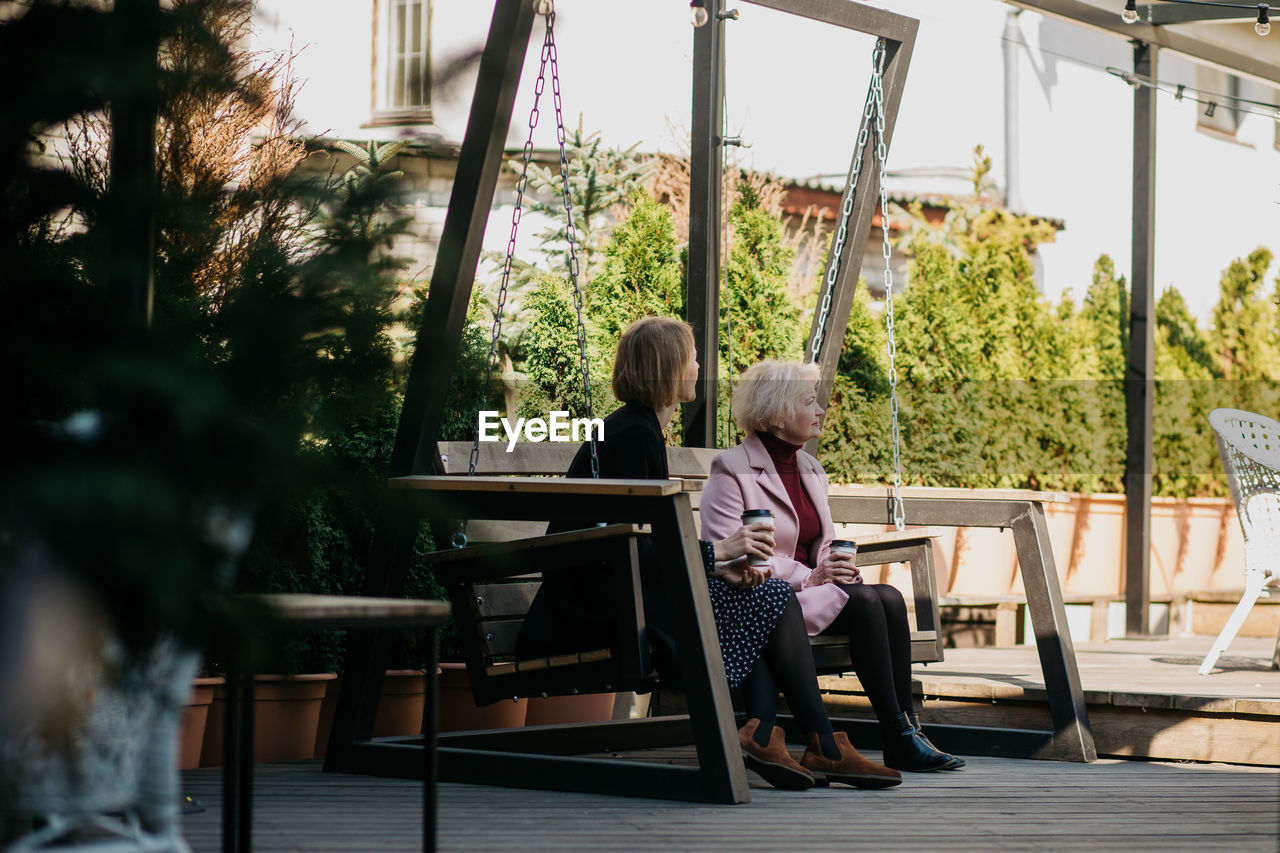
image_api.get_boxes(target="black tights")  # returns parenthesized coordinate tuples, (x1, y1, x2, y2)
(821, 583, 914, 728)
(740, 596, 840, 759)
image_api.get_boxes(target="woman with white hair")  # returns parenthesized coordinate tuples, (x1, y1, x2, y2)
(700, 359, 964, 772)
(518, 318, 901, 790)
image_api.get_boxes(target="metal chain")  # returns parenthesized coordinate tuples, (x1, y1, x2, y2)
(809, 63, 878, 364)
(454, 5, 557, 548)
(869, 41, 906, 530)
(546, 10, 599, 479)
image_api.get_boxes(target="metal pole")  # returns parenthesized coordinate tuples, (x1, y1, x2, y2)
(1002, 9, 1022, 212)
(685, 0, 724, 448)
(1125, 39, 1156, 638)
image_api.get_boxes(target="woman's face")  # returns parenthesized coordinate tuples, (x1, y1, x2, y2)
(773, 382, 823, 445)
(679, 353, 699, 404)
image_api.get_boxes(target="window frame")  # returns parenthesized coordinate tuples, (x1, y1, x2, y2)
(371, 0, 433, 126)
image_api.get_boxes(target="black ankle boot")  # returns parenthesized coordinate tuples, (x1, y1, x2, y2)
(882, 713, 961, 771)
(905, 711, 965, 769)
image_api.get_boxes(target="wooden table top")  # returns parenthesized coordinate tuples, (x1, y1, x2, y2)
(248, 593, 451, 628)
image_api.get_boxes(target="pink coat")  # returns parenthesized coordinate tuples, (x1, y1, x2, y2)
(700, 432, 849, 636)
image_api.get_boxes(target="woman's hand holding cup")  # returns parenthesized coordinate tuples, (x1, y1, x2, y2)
(810, 539, 861, 586)
(736, 509, 776, 569)
(715, 510, 775, 566)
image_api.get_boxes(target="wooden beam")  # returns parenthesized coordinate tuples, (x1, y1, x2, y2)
(106, 0, 160, 332)
(329, 0, 538, 774)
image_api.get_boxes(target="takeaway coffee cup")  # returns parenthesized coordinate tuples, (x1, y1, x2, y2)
(741, 509, 775, 568)
(829, 539, 857, 561)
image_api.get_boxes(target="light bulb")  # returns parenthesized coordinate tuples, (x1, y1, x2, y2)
(533, 0, 552, 14)
(691, 5, 710, 27)
(1257, 20, 1271, 36)
(1121, 1, 1139, 24)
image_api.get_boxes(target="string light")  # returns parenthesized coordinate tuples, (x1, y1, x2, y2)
(690, 0, 710, 27)
(1106, 66, 1280, 122)
(1120, 0, 1271, 36)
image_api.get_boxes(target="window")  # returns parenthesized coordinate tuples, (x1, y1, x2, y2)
(373, 0, 432, 124)
(1195, 67, 1241, 139)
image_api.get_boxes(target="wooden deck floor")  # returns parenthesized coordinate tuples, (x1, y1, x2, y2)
(178, 636, 1279, 851)
(180, 755, 1279, 852)
(819, 634, 1280, 765)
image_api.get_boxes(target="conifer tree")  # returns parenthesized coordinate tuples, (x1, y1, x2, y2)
(721, 184, 802, 375)
(836, 277, 889, 396)
(587, 187, 684, 344)
(1081, 255, 1130, 379)
(1153, 287, 1221, 497)
(716, 184, 802, 443)
(521, 273, 610, 421)
(1156, 287, 1215, 382)
(1210, 248, 1278, 382)
(520, 118, 649, 282)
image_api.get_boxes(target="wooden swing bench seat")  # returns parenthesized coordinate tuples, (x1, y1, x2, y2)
(392, 467, 943, 806)
(431, 442, 948, 684)
(370, 442, 1094, 805)
(420, 441, 1096, 768)
(392, 473, 752, 803)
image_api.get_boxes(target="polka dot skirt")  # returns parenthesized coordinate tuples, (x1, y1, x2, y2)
(706, 576, 792, 689)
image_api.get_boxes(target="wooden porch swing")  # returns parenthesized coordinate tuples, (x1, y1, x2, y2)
(324, 0, 1096, 808)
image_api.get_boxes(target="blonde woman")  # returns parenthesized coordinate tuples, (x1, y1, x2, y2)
(518, 318, 900, 790)
(700, 359, 963, 772)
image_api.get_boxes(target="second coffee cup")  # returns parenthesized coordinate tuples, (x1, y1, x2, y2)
(741, 509, 775, 568)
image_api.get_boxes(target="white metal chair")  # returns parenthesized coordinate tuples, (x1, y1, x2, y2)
(1201, 408, 1280, 674)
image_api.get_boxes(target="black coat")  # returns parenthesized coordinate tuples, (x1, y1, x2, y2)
(547, 403, 668, 535)
(517, 403, 679, 684)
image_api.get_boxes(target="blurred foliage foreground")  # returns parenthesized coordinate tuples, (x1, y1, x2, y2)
(0, 0, 452, 675)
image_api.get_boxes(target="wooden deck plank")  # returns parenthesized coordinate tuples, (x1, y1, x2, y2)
(179, 756, 1279, 852)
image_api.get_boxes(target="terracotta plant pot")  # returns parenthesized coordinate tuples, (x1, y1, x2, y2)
(524, 693, 616, 727)
(251, 673, 335, 763)
(199, 681, 227, 767)
(373, 669, 428, 737)
(437, 662, 526, 732)
(312, 675, 343, 758)
(179, 676, 223, 770)
(198, 673, 335, 766)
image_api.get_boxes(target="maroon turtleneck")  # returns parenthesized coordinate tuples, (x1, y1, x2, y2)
(757, 431, 822, 568)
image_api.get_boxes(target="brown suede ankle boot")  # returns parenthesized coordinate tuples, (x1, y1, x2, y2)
(800, 731, 902, 789)
(738, 719, 816, 791)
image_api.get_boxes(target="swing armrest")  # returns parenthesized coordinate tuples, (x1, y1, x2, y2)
(427, 523, 645, 584)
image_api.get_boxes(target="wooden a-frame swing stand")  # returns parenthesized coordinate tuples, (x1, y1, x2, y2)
(323, 0, 1095, 806)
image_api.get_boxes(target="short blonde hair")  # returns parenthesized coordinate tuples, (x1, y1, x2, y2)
(732, 360, 821, 433)
(612, 316, 695, 409)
